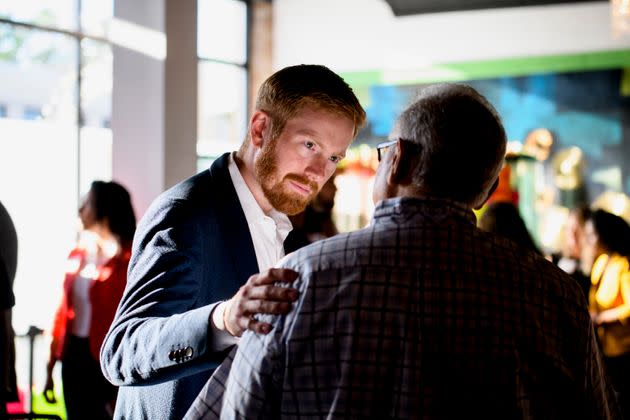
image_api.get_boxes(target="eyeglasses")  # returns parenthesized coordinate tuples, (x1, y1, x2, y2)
(376, 139, 398, 162)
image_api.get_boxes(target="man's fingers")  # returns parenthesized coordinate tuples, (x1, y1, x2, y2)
(228, 269, 300, 337)
(249, 268, 298, 286)
(247, 284, 298, 301)
(247, 319, 272, 335)
(241, 299, 292, 316)
(269, 267, 299, 282)
(232, 314, 272, 335)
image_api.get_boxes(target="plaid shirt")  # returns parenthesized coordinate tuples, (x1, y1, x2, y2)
(186, 197, 620, 419)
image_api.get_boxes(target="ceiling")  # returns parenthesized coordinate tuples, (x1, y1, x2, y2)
(383, 0, 606, 16)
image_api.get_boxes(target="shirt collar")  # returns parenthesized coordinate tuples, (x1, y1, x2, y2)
(269, 208, 293, 241)
(373, 196, 477, 226)
(227, 152, 292, 241)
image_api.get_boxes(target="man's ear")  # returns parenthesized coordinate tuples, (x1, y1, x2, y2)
(474, 178, 500, 210)
(387, 141, 416, 186)
(249, 110, 270, 148)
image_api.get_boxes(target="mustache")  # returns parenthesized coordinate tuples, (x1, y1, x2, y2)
(284, 174, 318, 194)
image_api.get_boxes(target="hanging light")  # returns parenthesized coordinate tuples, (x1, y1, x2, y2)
(611, 0, 630, 38)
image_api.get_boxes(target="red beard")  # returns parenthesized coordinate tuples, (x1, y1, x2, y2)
(255, 138, 319, 215)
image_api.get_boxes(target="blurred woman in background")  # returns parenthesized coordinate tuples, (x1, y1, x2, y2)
(582, 209, 630, 417)
(44, 181, 136, 420)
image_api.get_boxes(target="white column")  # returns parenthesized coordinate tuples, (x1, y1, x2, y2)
(165, 0, 198, 190)
(112, 0, 197, 218)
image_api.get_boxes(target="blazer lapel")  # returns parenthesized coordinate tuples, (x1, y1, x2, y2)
(210, 153, 259, 282)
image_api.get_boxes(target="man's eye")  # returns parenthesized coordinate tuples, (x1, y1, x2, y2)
(329, 156, 342, 164)
(304, 141, 315, 150)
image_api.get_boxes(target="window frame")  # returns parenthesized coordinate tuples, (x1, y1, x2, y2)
(196, 0, 250, 168)
(0, 7, 113, 203)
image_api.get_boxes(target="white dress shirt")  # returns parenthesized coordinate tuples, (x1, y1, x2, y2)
(208, 153, 293, 349)
(227, 152, 293, 272)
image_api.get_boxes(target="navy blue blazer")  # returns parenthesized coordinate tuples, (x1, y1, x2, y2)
(100, 153, 261, 419)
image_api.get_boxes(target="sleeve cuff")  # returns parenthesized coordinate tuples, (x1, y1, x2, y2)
(208, 301, 239, 352)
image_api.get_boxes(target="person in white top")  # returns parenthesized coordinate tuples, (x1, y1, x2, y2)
(100, 64, 367, 419)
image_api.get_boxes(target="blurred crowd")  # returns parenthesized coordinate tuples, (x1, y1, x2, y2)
(479, 193, 630, 416)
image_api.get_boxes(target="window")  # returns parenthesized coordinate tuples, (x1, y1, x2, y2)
(79, 37, 113, 193)
(22, 105, 41, 120)
(0, 0, 79, 33)
(0, 0, 113, 359)
(0, 22, 81, 340)
(0, 4, 113, 414)
(196, 0, 248, 172)
(197, 60, 247, 168)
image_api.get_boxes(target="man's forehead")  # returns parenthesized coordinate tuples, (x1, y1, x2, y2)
(295, 127, 318, 137)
